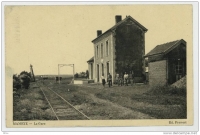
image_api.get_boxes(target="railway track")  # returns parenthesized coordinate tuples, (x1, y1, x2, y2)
(37, 82, 90, 120)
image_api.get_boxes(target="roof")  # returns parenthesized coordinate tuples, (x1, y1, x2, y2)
(87, 57, 94, 63)
(145, 39, 186, 57)
(92, 15, 148, 43)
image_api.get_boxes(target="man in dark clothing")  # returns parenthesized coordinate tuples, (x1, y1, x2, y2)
(128, 72, 132, 85)
(119, 73, 124, 86)
(131, 71, 135, 85)
(107, 73, 112, 87)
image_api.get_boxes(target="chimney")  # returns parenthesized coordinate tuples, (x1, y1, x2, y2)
(115, 15, 122, 24)
(97, 30, 102, 37)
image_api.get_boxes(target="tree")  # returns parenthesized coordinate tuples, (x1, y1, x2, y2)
(20, 71, 31, 78)
(74, 73, 79, 78)
(79, 72, 86, 78)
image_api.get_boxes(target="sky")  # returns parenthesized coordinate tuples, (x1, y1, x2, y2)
(5, 5, 192, 75)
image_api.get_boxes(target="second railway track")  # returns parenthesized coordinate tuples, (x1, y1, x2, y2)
(38, 82, 90, 120)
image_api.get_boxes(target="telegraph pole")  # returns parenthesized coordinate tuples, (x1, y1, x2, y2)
(30, 64, 35, 82)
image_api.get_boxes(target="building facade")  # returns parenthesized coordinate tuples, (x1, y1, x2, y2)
(87, 15, 148, 83)
(145, 39, 187, 87)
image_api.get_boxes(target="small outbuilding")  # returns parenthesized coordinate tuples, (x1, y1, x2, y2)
(145, 39, 186, 87)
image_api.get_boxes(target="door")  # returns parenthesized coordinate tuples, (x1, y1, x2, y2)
(97, 64, 99, 82)
(102, 64, 104, 75)
(107, 62, 109, 76)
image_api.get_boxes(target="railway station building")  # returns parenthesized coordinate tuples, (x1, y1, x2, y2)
(87, 15, 148, 83)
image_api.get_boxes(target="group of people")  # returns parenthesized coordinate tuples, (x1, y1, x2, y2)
(101, 73, 112, 88)
(55, 77, 62, 83)
(116, 72, 135, 86)
(101, 71, 135, 88)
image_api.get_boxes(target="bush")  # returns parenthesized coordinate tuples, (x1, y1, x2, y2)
(19, 71, 31, 89)
(13, 75, 21, 90)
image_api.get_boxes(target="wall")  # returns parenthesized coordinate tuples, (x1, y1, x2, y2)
(149, 60, 167, 87)
(166, 43, 186, 84)
(114, 18, 145, 78)
(87, 62, 94, 80)
(93, 32, 113, 82)
(148, 54, 165, 63)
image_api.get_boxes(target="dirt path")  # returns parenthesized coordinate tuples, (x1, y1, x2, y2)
(80, 90, 154, 119)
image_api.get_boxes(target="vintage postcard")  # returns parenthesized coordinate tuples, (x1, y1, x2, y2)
(3, 2, 196, 129)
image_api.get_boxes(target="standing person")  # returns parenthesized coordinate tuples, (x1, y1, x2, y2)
(122, 73, 125, 85)
(142, 73, 146, 84)
(55, 77, 58, 83)
(101, 74, 106, 88)
(132, 71, 135, 85)
(115, 73, 119, 85)
(107, 73, 112, 87)
(129, 71, 133, 86)
(124, 72, 128, 86)
(126, 72, 129, 86)
(118, 73, 123, 86)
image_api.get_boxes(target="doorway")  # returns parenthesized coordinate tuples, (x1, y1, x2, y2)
(102, 64, 104, 76)
(107, 62, 109, 76)
(97, 64, 99, 82)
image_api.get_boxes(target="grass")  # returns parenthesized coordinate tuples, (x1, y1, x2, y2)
(130, 95, 186, 119)
(46, 82, 151, 119)
(14, 79, 187, 120)
(148, 85, 186, 96)
(94, 85, 187, 119)
(46, 79, 186, 119)
(13, 82, 57, 120)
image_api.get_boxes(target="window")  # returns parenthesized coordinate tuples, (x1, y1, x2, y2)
(175, 60, 183, 81)
(96, 46, 99, 58)
(106, 41, 109, 56)
(175, 60, 182, 75)
(101, 43, 103, 58)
